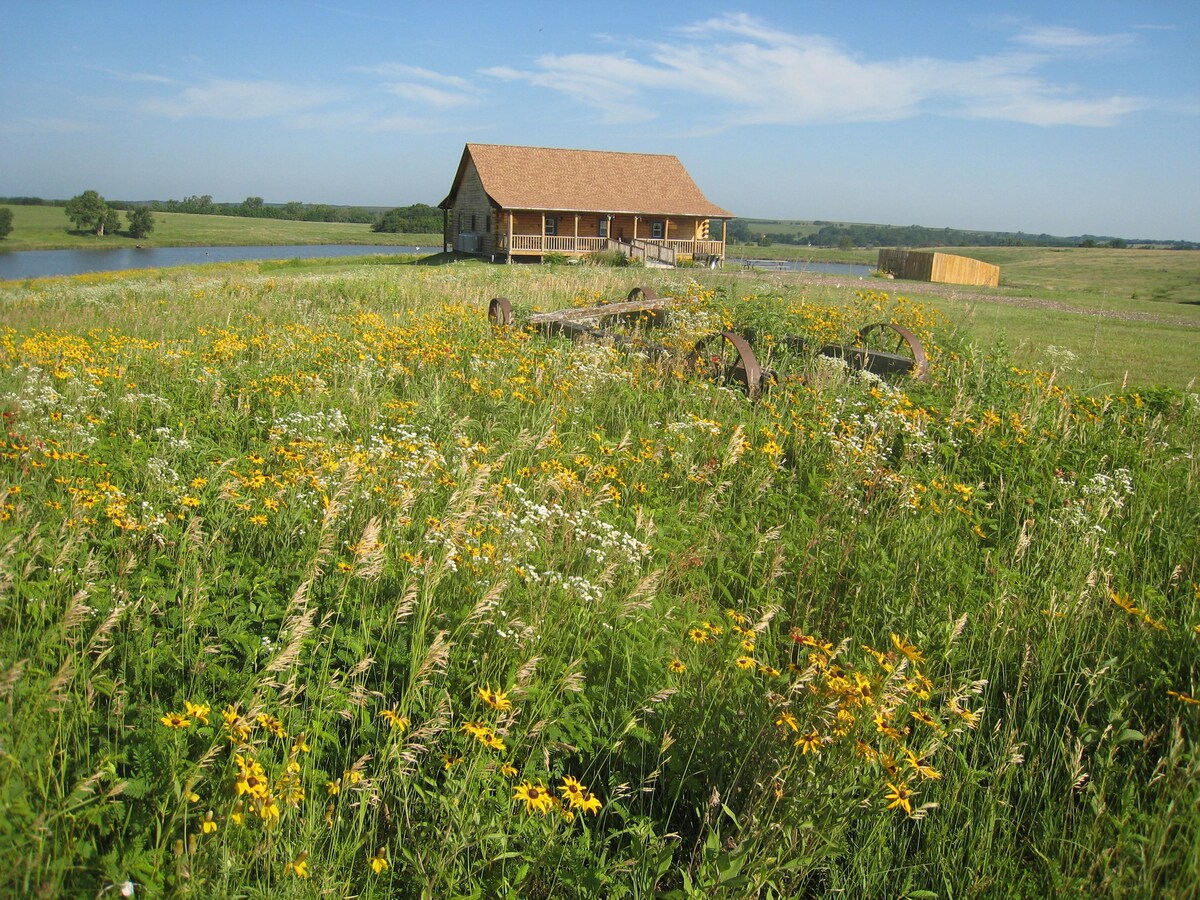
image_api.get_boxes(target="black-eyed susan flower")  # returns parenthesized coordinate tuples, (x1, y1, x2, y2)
(578, 790, 602, 815)
(904, 748, 943, 780)
(775, 711, 799, 732)
(500, 762, 518, 778)
(734, 656, 757, 671)
(160, 711, 191, 729)
(558, 775, 584, 806)
(890, 634, 925, 665)
(795, 730, 822, 755)
(910, 708, 941, 729)
(184, 701, 210, 725)
(667, 659, 686, 674)
(513, 781, 555, 815)
(477, 685, 512, 711)
(885, 781, 916, 816)
(381, 709, 410, 731)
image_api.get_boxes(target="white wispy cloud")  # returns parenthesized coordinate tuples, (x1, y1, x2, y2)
(354, 62, 480, 109)
(1013, 25, 1134, 52)
(140, 79, 341, 120)
(486, 13, 1147, 129)
(384, 82, 475, 108)
(354, 63, 474, 91)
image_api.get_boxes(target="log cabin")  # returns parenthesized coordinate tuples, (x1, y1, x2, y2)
(438, 143, 733, 266)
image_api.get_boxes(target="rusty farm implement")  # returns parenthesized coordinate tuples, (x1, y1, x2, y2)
(487, 287, 929, 398)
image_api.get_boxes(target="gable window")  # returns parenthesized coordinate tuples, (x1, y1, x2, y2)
(544, 216, 557, 236)
(597, 217, 609, 239)
(650, 220, 665, 240)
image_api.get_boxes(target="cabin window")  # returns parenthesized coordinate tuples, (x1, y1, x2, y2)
(486, 215, 491, 233)
(471, 213, 477, 231)
(545, 216, 557, 236)
(651, 220, 665, 240)
(597, 217, 608, 238)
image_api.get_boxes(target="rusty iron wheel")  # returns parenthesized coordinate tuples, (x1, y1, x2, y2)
(854, 322, 929, 381)
(689, 331, 763, 398)
(488, 297, 513, 328)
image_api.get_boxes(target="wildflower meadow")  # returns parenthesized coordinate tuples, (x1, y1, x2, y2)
(0, 262, 1196, 897)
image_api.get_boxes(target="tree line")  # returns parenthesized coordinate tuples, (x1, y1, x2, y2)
(727, 219, 1197, 250)
(1, 194, 443, 235)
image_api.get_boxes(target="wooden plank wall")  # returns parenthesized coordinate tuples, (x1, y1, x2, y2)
(877, 248, 933, 281)
(930, 253, 1000, 287)
(877, 249, 999, 287)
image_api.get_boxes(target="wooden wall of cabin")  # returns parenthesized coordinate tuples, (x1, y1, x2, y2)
(446, 159, 498, 255)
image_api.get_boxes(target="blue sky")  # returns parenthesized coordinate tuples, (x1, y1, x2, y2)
(3, 1, 1198, 239)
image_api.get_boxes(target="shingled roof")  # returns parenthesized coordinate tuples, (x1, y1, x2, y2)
(440, 143, 732, 218)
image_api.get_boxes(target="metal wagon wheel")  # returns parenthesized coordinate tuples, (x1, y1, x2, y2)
(689, 331, 764, 398)
(853, 322, 929, 381)
(488, 296, 513, 328)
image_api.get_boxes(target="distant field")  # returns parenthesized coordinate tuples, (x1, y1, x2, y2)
(721, 245, 1200, 390)
(0, 204, 440, 250)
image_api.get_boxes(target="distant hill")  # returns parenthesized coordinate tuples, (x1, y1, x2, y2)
(730, 218, 1197, 250)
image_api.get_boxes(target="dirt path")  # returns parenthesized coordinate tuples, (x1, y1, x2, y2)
(774, 272, 1200, 328)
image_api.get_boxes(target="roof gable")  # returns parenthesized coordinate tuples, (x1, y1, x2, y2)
(442, 143, 732, 218)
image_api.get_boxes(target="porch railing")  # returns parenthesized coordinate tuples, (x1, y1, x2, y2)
(504, 235, 723, 260)
(508, 235, 609, 252)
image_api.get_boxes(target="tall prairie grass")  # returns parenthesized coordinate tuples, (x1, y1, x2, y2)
(0, 264, 1196, 898)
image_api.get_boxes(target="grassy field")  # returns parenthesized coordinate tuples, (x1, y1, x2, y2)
(723, 246, 1200, 390)
(0, 261, 1197, 897)
(0, 204, 440, 250)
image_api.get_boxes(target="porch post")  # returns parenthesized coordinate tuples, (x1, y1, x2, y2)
(574, 214, 579, 253)
(442, 208, 449, 253)
(633, 216, 639, 241)
(507, 211, 514, 264)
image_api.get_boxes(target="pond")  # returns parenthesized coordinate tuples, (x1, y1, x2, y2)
(731, 257, 874, 277)
(0, 244, 431, 280)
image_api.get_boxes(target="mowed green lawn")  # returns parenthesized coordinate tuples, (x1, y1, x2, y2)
(0, 203, 441, 250)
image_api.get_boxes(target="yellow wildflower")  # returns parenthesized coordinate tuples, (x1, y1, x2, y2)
(885, 781, 916, 816)
(477, 684, 513, 711)
(284, 851, 309, 878)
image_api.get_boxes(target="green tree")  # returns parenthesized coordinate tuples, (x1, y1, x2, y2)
(65, 189, 113, 235)
(127, 207, 155, 239)
(240, 196, 265, 217)
(0, 207, 13, 240)
(373, 203, 442, 234)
